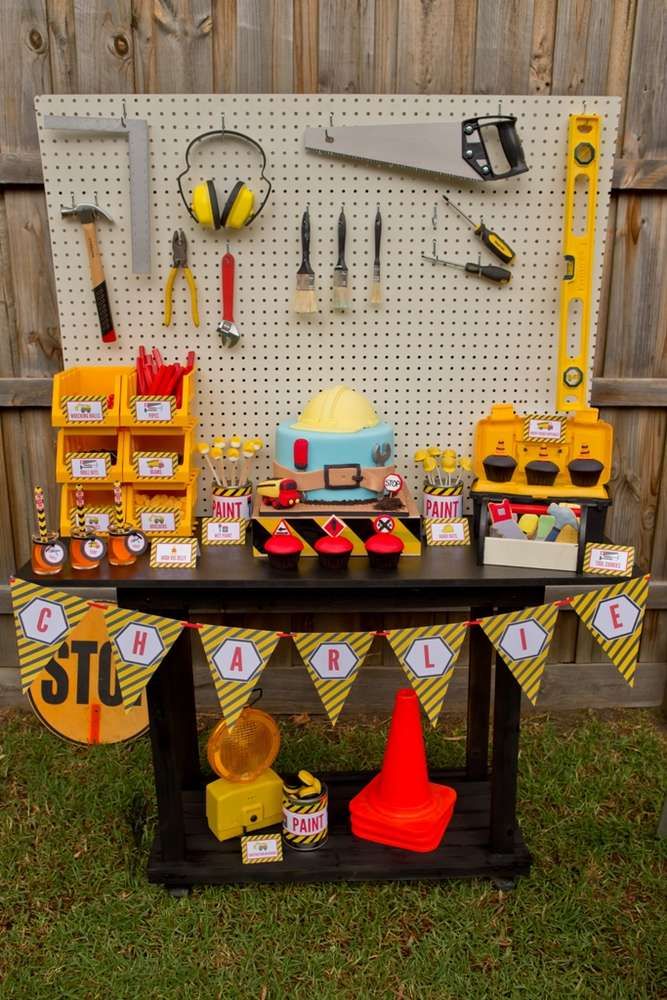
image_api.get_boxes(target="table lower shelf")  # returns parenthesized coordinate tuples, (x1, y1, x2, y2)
(148, 769, 531, 888)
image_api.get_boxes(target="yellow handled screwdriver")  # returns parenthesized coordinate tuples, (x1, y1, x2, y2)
(442, 195, 515, 264)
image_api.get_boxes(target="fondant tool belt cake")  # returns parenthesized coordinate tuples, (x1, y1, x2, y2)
(272, 461, 398, 494)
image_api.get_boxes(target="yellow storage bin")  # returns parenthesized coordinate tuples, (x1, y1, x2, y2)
(123, 421, 195, 484)
(126, 471, 198, 536)
(120, 368, 196, 427)
(52, 366, 130, 428)
(59, 483, 130, 537)
(55, 428, 124, 485)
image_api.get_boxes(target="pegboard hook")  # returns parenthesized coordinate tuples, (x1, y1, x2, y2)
(221, 113, 226, 136)
(120, 98, 127, 128)
(325, 112, 335, 144)
(432, 203, 438, 229)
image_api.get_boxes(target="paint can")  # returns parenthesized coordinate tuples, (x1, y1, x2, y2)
(422, 482, 463, 519)
(212, 483, 253, 521)
(282, 771, 328, 851)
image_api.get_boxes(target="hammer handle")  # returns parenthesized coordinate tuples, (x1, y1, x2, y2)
(82, 221, 116, 344)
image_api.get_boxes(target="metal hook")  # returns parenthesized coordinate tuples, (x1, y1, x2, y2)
(70, 191, 75, 207)
(432, 239, 437, 258)
(325, 112, 334, 144)
(221, 113, 226, 135)
(120, 99, 127, 128)
(498, 101, 502, 117)
(94, 191, 98, 206)
(226, 240, 230, 254)
(432, 203, 438, 229)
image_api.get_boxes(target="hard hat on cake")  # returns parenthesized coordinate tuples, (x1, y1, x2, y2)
(292, 385, 381, 434)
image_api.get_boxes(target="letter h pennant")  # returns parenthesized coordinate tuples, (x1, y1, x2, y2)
(103, 606, 185, 709)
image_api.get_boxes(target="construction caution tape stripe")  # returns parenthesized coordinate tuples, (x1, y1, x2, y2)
(571, 577, 648, 687)
(293, 631, 374, 726)
(103, 605, 185, 708)
(199, 624, 281, 729)
(387, 623, 467, 726)
(480, 603, 560, 705)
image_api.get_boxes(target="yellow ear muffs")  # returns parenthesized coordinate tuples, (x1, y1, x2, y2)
(221, 181, 255, 229)
(191, 180, 221, 230)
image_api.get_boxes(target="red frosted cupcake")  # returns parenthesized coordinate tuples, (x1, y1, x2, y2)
(365, 532, 404, 569)
(314, 535, 353, 570)
(264, 534, 304, 569)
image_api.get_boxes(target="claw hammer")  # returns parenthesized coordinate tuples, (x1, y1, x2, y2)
(61, 202, 116, 343)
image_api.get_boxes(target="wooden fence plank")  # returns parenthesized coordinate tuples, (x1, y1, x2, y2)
(0, 378, 52, 406)
(0, 198, 18, 379)
(473, 0, 534, 93)
(212, 0, 237, 92)
(591, 377, 667, 406)
(613, 159, 667, 191)
(69, 0, 135, 93)
(133, 0, 213, 93)
(372, 0, 397, 93)
(318, 0, 375, 93)
(237, 0, 294, 92)
(528, 0, 557, 93)
(622, 0, 666, 159)
(551, 0, 616, 95)
(2, 409, 58, 568)
(0, 152, 44, 184)
(396, 0, 476, 93)
(46, 0, 78, 93)
(293, 0, 318, 92)
(0, 0, 51, 156)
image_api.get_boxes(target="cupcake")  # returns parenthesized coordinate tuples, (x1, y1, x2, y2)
(525, 460, 558, 486)
(365, 532, 404, 570)
(264, 534, 303, 570)
(314, 535, 353, 570)
(482, 454, 517, 483)
(568, 458, 603, 487)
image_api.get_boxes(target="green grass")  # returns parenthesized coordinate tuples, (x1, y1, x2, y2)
(0, 709, 665, 1000)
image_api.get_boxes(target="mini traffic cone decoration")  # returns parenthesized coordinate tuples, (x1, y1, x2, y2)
(349, 688, 457, 852)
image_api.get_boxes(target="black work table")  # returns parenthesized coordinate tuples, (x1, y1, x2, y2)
(18, 537, 611, 892)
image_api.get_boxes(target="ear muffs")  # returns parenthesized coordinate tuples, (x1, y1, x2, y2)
(191, 180, 221, 230)
(221, 181, 255, 229)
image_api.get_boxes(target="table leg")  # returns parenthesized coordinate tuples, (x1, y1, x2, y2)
(465, 605, 493, 780)
(489, 653, 522, 853)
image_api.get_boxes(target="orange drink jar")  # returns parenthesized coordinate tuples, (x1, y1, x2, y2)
(108, 527, 148, 566)
(69, 532, 107, 571)
(31, 532, 67, 576)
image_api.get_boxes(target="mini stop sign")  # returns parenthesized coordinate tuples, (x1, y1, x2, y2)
(383, 473, 403, 496)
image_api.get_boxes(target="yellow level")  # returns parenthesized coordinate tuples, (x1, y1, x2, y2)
(557, 114, 601, 411)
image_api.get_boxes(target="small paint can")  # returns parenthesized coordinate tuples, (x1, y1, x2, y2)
(282, 776, 328, 851)
(422, 482, 463, 519)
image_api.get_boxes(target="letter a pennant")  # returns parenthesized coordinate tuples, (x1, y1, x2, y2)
(387, 623, 467, 726)
(571, 576, 649, 686)
(481, 603, 559, 705)
(293, 631, 374, 726)
(103, 606, 184, 708)
(10, 579, 92, 692)
(199, 625, 281, 729)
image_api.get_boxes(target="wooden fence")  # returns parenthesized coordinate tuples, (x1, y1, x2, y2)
(0, 0, 665, 713)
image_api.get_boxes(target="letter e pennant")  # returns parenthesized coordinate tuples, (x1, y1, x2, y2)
(481, 603, 559, 705)
(104, 606, 184, 708)
(293, 631, 374, 726)
(571, 576, 648, 686)
(11, 579, 92, 692)
(387, 623, 467, 726)
(200, 625, 280, 729)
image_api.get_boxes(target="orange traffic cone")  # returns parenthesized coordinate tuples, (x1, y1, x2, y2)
(349, 688, 456, 851)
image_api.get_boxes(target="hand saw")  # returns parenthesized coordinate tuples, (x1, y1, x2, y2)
(304, 115, 528, 182)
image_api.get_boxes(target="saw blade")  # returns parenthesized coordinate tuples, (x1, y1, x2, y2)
(304, 122, 482, 183)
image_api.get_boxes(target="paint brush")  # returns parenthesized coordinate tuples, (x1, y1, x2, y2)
(292, 206, 317, 314)
(369, 205, 382, 305)
(332, 207, 350, 311)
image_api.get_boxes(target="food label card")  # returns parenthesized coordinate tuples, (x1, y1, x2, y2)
(149, 537, 198, 568)
(425, 518, 470, 546)
(135, 453, 177, 478)
(584, 543, 634, 577)
(201, 518, 247, 546)
(63, 397, 106, 422)
(241, 834, 283, 864)
(522, 414, 565, 442)
(138, 510, 179, 533)
(132, 396, 174, 422)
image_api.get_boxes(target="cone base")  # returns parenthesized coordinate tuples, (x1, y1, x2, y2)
(349, 775, 457, 852)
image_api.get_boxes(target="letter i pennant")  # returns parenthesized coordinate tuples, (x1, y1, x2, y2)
(10, 579, 93, 692)
(199, 625, 281, 729)
(103, 606, 184, 709)
(480, 603, 559, 705)
(387, 623, 468, 726)
(571, 576, 649, 686)
(293, 631, 375, 726)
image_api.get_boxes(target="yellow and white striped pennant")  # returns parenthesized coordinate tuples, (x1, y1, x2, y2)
(293, 631, 374, 726)
(571, 576, 648, 687)
(387, 623, 467, 726)
(480, 603, 559, 705)
(199, 624, 281, 729)
(103, 606, 184, 708)
(10, 579, 93, 692)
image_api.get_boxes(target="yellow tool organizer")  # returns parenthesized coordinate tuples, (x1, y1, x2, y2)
(557, 114, 601, 411)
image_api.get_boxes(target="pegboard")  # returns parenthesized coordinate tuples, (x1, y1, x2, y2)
(35, 94, 620, 510)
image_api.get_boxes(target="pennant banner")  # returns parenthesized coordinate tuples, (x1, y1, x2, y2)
(200, 625, 281, 728)
(387, 623, 468, 725)
(103, 606, 184, 708)
(481, 603, 559, 705)
(10, 578, 92, 692)
(293, 631, 375, 725)
(571, 575, 649, 687)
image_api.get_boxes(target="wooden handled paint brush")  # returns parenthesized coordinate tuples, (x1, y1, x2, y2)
(292, 206, 317, 314)
(369, 205, 382, 305)
(332, 207, 350, 310)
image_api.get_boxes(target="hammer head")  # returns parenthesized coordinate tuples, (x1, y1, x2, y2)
(61, 202, 114, 224)
(547, 503, 578, 530)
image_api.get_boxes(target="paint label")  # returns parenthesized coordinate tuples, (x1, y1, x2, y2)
(423, 492, 463, 519)
(212, 494, 253, 520)
(283, 805, 328, 837)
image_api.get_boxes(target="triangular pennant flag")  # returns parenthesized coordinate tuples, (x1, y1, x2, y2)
(200, 625, 281, 728)
(571, 576, 649, 687)
(103, 606, 184, 708)
(387, 622, 467, 726)
(480, 603, 559, 705)
(10, 578, 92, 692)
(293, 631, 374, 726)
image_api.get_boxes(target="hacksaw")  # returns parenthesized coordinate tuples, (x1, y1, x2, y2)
(304, 115, 529, 182)
(557, 114, 601, 411)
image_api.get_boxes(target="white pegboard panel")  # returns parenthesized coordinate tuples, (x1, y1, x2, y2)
(35, 94, 620, 510)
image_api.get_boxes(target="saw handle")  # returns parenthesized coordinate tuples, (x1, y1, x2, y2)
(374, 208, 382, 265)
(221, 252, 235, 322)
(462, 115, 528, 181)
(82, 221, 116, 343)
